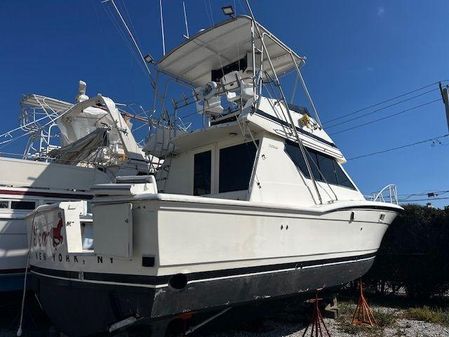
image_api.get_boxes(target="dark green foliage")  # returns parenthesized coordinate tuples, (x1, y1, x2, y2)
(365, 205, 449, 299)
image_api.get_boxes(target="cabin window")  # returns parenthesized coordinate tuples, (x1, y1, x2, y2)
(316, 153, 338, 185)
(219, 141, 258, 193)
(193, 150, 212, 195)
(284, 142, 310, 179)
(334, 165, 355, 189)
(0, 200, 9, 208)
(285, 140, 355, 190)
(10, 200, 36, 210)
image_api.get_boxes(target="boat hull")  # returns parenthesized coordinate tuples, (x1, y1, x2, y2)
(31, 253, 374, 337)
(28, 197, 400, 336)
(0, 215, 27, 291)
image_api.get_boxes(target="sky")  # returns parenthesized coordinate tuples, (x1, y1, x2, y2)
(1, 0, 449, 207)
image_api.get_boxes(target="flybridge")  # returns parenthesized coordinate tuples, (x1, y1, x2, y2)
(157, 16, 305, 87)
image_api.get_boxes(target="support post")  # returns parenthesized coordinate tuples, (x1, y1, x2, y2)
(439, 82, 449, 133)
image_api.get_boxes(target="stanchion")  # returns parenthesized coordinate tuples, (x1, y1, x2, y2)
(351, 279, 376, 326)
(302, 292, 331, 337)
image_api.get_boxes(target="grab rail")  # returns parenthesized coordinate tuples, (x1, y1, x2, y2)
(370, 184, 398, 205)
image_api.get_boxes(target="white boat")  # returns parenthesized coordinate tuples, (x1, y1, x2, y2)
(0, 83, 150, 291)
(27, 15, 401, 337)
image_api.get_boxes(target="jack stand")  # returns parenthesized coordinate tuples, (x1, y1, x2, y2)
(179, 312, 193, 336)
(302, 292, 331, 337)
(351, 279, 376, 326)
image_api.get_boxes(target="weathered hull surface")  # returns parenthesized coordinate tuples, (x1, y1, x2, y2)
(31, 254, 374, 337)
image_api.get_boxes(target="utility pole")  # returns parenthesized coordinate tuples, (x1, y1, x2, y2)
(439, 82, 449, 132)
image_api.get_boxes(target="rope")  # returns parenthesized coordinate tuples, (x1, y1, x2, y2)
(16, 213, 36, 336)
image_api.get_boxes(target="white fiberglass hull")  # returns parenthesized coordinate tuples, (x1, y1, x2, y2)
(0, 214, 27, 291)
(29, 196, 400, 336)
(0, 156, 109, 291)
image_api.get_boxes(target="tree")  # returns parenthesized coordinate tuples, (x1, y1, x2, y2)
(365, 204, 449, 299)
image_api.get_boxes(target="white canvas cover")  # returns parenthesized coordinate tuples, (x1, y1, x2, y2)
(157, 16, 305, 87)
(48, 128, 109, 165)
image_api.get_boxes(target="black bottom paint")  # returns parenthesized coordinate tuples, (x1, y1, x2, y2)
(31, 257, 374, 337)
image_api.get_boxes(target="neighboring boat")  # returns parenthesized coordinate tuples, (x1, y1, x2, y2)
(0, 82, 150, 291)
(28, 15, 401, 337)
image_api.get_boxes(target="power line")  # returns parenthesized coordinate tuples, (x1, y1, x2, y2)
(326, 88, 439, 129)
(324, 81, 443, 125)
(399, 196, 449, 203)
(330, 99, 441, 136)
(398, 189, 449, 198)
(347, 133, 449, 161)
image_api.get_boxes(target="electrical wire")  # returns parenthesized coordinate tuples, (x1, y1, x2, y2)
(347, 133, 449, 161)
(326, 88, 439, 129)
(399, 190, 449, 201)
(399, 196, 449, 203)
(324, 81, 445, 125)
(330, 98, 441, 136)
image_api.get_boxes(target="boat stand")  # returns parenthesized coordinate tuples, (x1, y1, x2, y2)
(302, 292, 331, 337)
(351, 279, 376, 326)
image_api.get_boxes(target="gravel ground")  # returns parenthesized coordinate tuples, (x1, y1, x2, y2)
(202, 317, 449, 337)
(0, 295, 448, 337)
(198, 300, 449, 337)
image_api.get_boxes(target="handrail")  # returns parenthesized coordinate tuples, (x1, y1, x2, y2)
(371, 184, 398, 205)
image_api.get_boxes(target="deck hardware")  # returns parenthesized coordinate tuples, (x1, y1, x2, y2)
(349, 212, 355, 223)
(142, 256, 155, 267)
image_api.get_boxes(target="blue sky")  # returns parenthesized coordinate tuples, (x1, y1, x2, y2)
(1, 0, 449, 206)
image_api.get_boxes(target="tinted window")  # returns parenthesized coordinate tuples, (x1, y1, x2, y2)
(219, 142, 258, 193)
(285, 141, 310, 179)
(11, 201, 36, 210)
(285, 140, 355, 190)
(306, 150, 322, 182)
(0, 201, 9, 209)
(334, 164, 355, 189)
(193, 151, 211, 196)
(316, 153, 338, 185)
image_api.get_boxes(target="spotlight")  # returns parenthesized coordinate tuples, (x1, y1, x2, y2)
(144, 54, 154, 64)
(222, 5, 235, 17)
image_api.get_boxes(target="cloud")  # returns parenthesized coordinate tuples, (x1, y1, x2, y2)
(377, 6, 385, 17)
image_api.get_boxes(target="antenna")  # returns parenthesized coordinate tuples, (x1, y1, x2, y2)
(159, 0, 166, 55)
(182, 1, 190, 39)
(103, 0, 156, 90)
